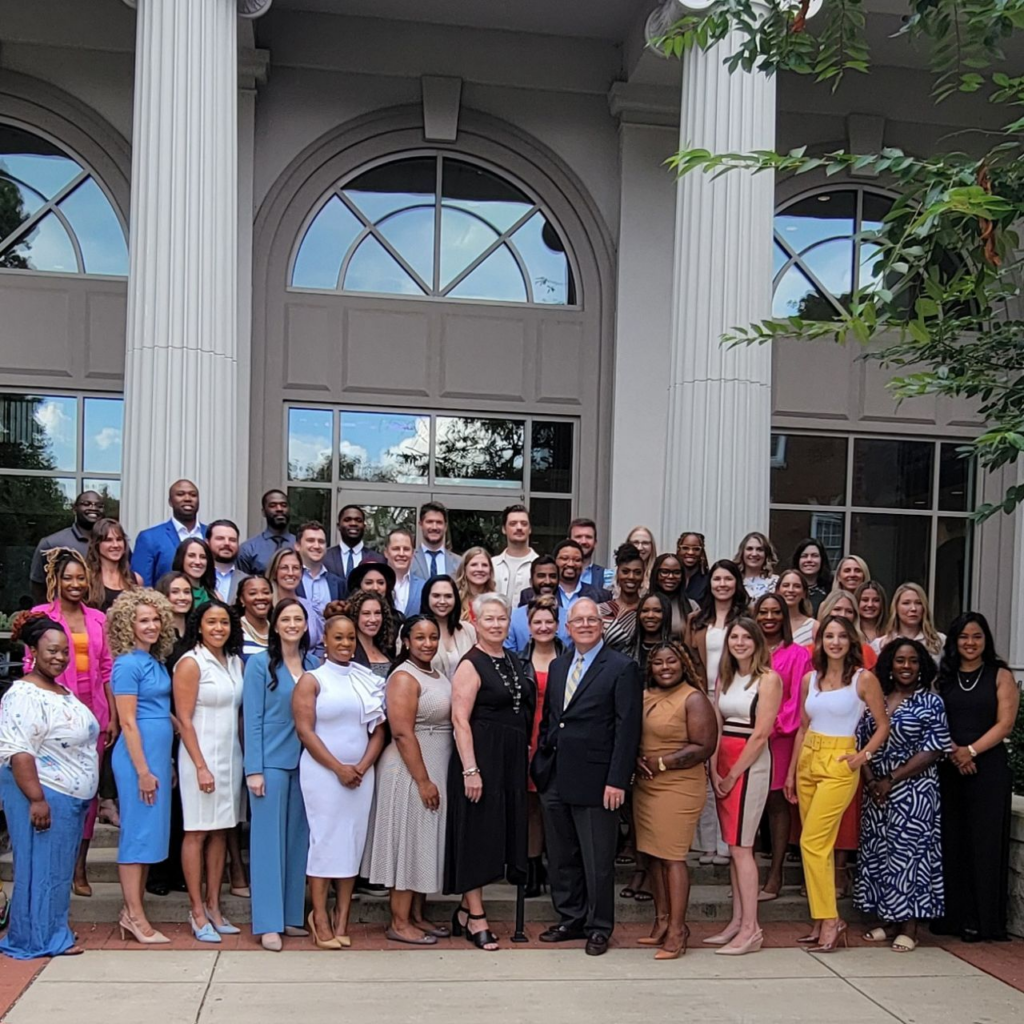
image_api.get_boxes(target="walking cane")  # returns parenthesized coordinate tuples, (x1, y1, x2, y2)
(512, 883, 528, 942)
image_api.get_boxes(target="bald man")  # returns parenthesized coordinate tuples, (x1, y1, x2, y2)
(131, 479, 208, 586)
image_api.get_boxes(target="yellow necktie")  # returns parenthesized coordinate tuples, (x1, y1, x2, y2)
(564, 654, 584, 709)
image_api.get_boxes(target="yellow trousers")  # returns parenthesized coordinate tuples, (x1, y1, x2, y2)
(797, 732, 859, 920)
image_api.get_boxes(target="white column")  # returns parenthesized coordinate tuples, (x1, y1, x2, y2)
(121, 0, 239, 535)
(661, 25, 776, 562)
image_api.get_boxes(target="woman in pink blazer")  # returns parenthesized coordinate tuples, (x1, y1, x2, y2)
(29, 547, 116, 895)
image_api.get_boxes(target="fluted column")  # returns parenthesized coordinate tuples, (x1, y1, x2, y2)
(661, 24, 776, 561)
(121, 0, 239, 534)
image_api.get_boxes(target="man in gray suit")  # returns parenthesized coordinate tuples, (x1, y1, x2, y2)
(208, 519, 249, 605)
(411, 501, 462, 579)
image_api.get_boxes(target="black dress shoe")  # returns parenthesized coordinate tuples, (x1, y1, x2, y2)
(585, 933, 609, 956)
(146, 880, 170, 896)
(539, 924, 586, 943)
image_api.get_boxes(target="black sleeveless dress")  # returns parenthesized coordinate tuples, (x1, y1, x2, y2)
(935, 664, 1012, 940)
(443, 647, 535, 893)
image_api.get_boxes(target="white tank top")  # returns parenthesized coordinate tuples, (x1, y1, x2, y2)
(805, 670, 865, 737)
(718, 673, 759, 730)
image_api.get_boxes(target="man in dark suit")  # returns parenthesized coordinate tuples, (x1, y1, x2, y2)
(531, 598, 642, 955)
(411, 501, 462, 579)
(322, 503, 386, 579)
(131, 479, 207, 587)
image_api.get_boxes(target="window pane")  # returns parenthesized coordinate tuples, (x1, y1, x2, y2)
(772, 263, 834, 319)
(446, 507, 504, 555)
(861, 192, 892, 231)
(441, 159, 533, 233)
(0, 475, 76, 617)
(377, 207, 434, 289)
(288, 408, 333, 482)
(287, 486, 331, 534)
(344, 234, 424, 295)
(773, 241, 789, 277)
(934, 517, 971, 632)
(530, 497, 572, 557)
(81, 479, 121, 521)
(511, 211, 571, 304)
(434, 417, 524, 488)
(292, 195, 362, 289)
(6, 211, 78, 272)
(938, 443, 972, 512)
(440, 207, 499, 290)
(0, 394, 77, 472)
(0, 177, 45, 251)
(775, 191, 856, 253)
(0, 125, 81, 199)
(800, 238, 853, 306)
(343, 157, 436, 223)
(447, 244, 527, 303)
(852, 438, 933, 509)
(770, 508, 845, 572)
(338, 411, 428, 485)
(850, 512, 930, 594)
(770, 434, 847, 507)
(83, 397, 123, 474)
(57, 177, 128, 276)
(531, 421, 573, 493)
(356, 504, 417, 553)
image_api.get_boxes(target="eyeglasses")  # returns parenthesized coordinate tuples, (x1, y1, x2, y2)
(658, 568, 683, 577)
(569, 616, 601, 626)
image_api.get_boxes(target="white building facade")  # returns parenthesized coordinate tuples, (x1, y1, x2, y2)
(0, 0, 1021, 671)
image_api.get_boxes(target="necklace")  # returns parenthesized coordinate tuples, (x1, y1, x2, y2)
(241, 617, 269, 644)
(958, 667, 983, 692)
(489, 651, 525, 716)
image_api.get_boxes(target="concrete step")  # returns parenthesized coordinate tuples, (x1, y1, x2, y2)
(1, 842, 807, 889)
(62, 881, 857, 926)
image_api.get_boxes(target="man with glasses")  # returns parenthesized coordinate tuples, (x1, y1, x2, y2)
(531, 598, 641, 956)
(29, 490, 106, 603)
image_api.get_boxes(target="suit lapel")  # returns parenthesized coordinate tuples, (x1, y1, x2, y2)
(548, 657, 569, 724)
(564, 646, 608, 712)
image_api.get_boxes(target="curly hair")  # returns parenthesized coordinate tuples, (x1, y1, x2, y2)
(874, 637, 937, 695)
(43, 547, 90, 604)
(106, 588, 177, 662)
(732, 531, 779, 578)
(179, 599, 244, 658)
(85, 518, 137, 608)
(346, 589, 396, 652)
(644, 639, 705, 694)
(10, 611, 65, 648)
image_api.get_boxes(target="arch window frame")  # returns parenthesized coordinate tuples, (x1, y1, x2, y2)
(0, 117, 129, 279)
(772, 183, 899, 321)
(287, 149, 581, 309)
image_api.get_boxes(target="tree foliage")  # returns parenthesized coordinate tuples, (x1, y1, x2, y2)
(656, 0, 1024, 516)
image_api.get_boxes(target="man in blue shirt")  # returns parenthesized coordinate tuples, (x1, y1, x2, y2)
(570, 517, 609, 591)
(295, 521, 345, 654)
(506, 555, 564, 650)
(208, 519, 248, 604)
(238, 489, 296, 575)
(131, 479, 207, 587)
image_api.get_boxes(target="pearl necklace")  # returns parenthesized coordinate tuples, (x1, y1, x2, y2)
(957, 667, 983, 692)
(241, 617, 269, 644)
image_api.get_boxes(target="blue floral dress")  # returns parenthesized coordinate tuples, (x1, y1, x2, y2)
(854, 689, 951, 921)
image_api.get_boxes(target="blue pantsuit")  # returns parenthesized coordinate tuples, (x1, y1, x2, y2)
(0, 769, 88, 959)
(243, 650, 316, 935)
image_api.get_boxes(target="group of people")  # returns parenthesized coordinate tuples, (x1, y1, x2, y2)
(0, 487, 1017, 961)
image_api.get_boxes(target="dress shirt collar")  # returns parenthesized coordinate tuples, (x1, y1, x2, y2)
(172, 517, 203, 542)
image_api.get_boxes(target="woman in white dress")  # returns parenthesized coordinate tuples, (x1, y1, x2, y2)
(363, 615, 453, 944)
(421, 575, 476, 679)
(778, 570, 818, 647)
(173, 600, 245, 943)
(293, 604, 386, 949)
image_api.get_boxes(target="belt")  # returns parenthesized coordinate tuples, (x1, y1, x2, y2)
(415, 725, 453, 734)
(804, 731, 857, 751)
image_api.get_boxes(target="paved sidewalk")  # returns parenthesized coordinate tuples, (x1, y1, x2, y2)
(4, 943, 1023, 1024)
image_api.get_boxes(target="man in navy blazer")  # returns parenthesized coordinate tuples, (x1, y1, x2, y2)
(531, 598, 642, 955)
(322, 504, 386, 579)
(131, 479, 207, 587)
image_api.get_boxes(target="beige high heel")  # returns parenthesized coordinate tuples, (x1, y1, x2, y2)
(715, 929, 764, 955)
(637, 915, 669, 946)
(119, 912, 170, 945)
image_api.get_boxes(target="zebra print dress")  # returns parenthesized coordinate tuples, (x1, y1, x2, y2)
(853, 690, 952, 921)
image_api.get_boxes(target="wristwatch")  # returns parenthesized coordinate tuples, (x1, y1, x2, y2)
(968, 744, 978, 758)
(863, 750, 873, 762)
(658, 756, 667, 772)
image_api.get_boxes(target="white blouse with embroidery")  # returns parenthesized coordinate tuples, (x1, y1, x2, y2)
(0, 680, 100, 799)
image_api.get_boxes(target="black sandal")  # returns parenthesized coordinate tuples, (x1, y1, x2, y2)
(464, 911, 498, 950)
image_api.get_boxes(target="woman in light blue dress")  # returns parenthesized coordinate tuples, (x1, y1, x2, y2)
(108, 589, 178, 945)
(243, 598, 317, 951)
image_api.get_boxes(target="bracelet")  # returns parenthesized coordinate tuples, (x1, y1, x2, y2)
(967, 744, 978, 758)
(462, 767, 481, 777)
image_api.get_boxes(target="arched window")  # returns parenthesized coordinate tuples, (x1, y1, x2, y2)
(772, 187, 893, 319)
(290, 153, 576, 305)
(0, 122, 128, 276)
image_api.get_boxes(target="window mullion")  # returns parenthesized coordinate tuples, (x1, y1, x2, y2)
(0, 170, 89, 254)
(433, 155, 443, 296)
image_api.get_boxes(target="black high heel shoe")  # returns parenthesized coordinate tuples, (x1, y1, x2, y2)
(464, 911, 498, 950)
(524, 856, 548, 898)
(450, 905, 469, 937)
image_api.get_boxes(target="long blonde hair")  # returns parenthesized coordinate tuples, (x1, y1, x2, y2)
(881, 582, 943, 655)
(454, 546, 496, 620)
(718, 617, 774, 693)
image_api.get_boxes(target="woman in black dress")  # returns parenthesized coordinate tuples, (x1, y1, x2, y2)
(445, 592, 535, 949)
(933, 612, 1018, 942)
